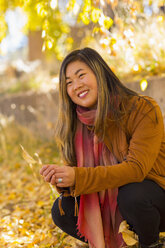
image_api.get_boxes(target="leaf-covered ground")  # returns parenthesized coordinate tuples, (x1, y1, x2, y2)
(0, 119, 87, 248)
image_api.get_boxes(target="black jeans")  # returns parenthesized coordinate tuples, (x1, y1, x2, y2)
(51, 180, 165, 246)
(117, 179, 165, 246)
(51, 195, 87, 243)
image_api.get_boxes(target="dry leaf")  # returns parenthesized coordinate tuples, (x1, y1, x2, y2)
(119, 220, 138, 245)
(20, 145, 37, 164)
(122, 232, 138, 246)
(20, 144, 43, 184)
(160, 232, 165, 238)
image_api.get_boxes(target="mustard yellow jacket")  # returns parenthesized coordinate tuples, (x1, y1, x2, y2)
(72, 96, 165, 196)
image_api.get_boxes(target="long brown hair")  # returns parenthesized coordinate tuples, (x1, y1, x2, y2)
(55, 47, 139, 165)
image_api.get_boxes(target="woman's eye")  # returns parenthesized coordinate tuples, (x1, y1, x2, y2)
(79, 73, 85, 78)
(66, 81, 72, 85)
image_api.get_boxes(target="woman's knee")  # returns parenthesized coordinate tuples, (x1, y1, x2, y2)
(117, 182, 147, 213)
(51, 198, 61, 227)
(51, 196, 77, 227)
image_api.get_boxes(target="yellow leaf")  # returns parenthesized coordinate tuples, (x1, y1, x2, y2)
(0, 14, 8, 42)
(66, 37, 74, 44)
(92, 26, 100, 34)
(160, 232, 165, 238)
(110, 37, 117, 45)
(8, 192, 16, 200)
(140, 79, 148, 91)
(37, 201, 45, 207)
(157, 15, 164, 23)
(27, 244, 35, 248)
(103, 16, 113, 29)
(122, 232, 138, 246)
(91, 8, 101, 23)
(79, 12, 90, 25)
(67, 0, 76, 11)
(46, 40, 53, 49)
(119, 220, 138, 246)
(118, 220, 128, 233)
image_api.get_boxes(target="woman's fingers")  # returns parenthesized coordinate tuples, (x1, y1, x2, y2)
(50, 175, 56, 185)
(40, 164, 49, 175)
(44, 169, 55, 182)
(40, 164, 58, 177)
(42, 167, 53, 177)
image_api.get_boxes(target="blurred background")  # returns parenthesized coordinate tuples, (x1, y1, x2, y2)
(0, 0, 165, 247)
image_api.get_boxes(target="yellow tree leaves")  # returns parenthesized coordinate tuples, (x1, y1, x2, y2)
(0, 0, 115, 58)
(0, 14, 8, 42)
(78, 0, 114, 29)
(91, 8, 101, 23)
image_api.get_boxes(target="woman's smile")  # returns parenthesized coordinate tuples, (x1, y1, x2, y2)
(77, 90, 89, 98)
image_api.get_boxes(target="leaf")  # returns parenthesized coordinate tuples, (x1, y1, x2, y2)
(118, 220, 128, 233)
(160, 232, 165, 238)
(122, 232, 138, 246)
(119, 220, 138, 246)
(34, 153, 42, 165)
(103, 16, 113, 29)
(20, 144, 42, 184)
(79, 12, 90, 25)
(20, 144, 37, 164)
(91, 8, 101, 23)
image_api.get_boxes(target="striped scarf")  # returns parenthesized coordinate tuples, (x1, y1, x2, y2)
(74, 105, 124, 248)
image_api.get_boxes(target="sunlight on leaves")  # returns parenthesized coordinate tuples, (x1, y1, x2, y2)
(103, 16, 113, 29)
(140, 79, 148, 92)
(0, 127, 82, 247)
(50, 0, 58, 10)
(79, 11, 90, 25)
(0, 14, 8, 42)
(1, 0, 165, 79)
(91, 8, 101, 23)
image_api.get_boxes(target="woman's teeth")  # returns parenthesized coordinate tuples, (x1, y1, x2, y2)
(79, 90, 88, 97)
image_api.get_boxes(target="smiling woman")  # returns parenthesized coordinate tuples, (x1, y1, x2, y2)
(40, 47, 165, 248)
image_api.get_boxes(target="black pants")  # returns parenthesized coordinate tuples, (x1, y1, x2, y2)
(117, 179, 165, 246)
(51, 195, 87, 243)
(51, 180, 165, 246)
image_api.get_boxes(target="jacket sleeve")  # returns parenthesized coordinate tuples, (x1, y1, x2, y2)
(72, 98, 164, 197)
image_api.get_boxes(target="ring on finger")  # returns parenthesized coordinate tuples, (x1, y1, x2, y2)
(58, 178, 63, 183)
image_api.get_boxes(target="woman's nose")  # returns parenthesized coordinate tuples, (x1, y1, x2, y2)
(73, 80, 83, 90)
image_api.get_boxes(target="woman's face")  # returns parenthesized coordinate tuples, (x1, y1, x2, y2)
(65, 60, 98, 109)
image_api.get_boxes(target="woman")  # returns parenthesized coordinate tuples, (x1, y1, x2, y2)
(40, 47, 165, 248)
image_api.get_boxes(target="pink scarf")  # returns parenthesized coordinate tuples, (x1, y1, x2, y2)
(74, 106, 124, 248)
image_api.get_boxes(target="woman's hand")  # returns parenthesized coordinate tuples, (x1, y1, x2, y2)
(40, 164, 75, 187)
